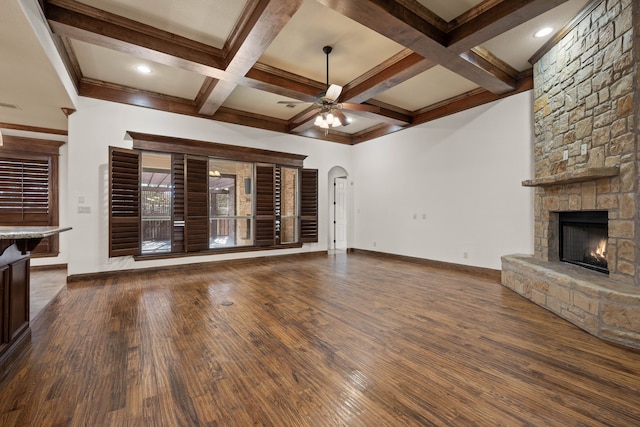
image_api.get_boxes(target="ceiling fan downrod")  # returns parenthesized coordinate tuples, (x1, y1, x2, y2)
(323, 45, 332, 92)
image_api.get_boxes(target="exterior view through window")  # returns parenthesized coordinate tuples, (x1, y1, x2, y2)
(141, 152, 172, 254)
(208, 159, 253, 248)
(280, 167, 299, 244)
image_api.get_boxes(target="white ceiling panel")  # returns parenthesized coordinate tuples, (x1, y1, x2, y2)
(482, 0, 591, 71)
(374, 65, 479, 112)
(333, 113, 382, 135)
(76, 0, 249, 48)
(71, 39, 206, 99)
(224, 86, 304, 120)
(416, 0, 485, 22)
(260, 0, 405, 86)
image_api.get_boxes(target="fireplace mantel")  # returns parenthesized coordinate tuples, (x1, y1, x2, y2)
(521, 167, 619, 187)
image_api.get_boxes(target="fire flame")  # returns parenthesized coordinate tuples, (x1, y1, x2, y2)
(595, 239, 607, 258)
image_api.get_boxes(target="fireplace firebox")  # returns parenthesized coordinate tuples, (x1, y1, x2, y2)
(559, 211, 608, 274)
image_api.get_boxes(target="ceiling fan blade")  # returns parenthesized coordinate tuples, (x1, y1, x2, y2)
(339, 103, 380, 113)
(277, 100, 310, 104)
(332, 109, 350, 126)
(324, 84, 342, 102)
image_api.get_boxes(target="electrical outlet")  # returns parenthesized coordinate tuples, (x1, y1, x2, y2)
(463, 252, 469, 259)
(77, 206, 91, 214)
(563, 149, 569, 160)
(373, 241, 377, 247)
(581, 144, 587, 155)
(413, 213, 417, 220)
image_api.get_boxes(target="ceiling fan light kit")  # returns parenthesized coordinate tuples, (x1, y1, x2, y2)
(314, 111, 342, 129)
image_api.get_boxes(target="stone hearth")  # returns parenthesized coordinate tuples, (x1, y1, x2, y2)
(502, 255, 640, 347)
(502, 0, 640, 349)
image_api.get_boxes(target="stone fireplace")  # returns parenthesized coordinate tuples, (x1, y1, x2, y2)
(502, 0, 640, 348)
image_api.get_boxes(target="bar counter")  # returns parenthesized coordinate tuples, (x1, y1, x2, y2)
(0, 226, 71, 370)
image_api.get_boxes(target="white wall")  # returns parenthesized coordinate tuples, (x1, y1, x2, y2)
(65, 92, 534, 275)
(66, 97, 352, 276)
(351, 91, 535, 270)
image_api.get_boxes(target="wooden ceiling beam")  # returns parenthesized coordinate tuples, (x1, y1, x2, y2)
(292, 128, 353, 145)
(447, 0, 569, 53)
(340, 0, 564, 105)
(348, 107, 411, 126)
(213, 107, 290, 133)
(315, 0, 516, 94)
(45, 0, 324, 105)
(45, 0, 226, 69)
(351, 124, 404, 145)
(341, 49, 433, 104)
(197, 0, 303, 115)
(79, 78, 199, 115)
(412, 73, 533, 125)
(79, 79, 290, 133)
(245, 63, 322, 102)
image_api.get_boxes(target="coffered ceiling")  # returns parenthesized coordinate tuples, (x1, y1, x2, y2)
(1, 0, 592, 143)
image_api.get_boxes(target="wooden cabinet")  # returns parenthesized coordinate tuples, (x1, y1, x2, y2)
(0, 227, 69, 372)
(0, 243, 31, 370)
(8, 257, 29, 342)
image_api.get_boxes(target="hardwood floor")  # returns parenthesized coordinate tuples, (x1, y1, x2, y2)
(29, 267, 67, 320)
(1, 253, 639, 426)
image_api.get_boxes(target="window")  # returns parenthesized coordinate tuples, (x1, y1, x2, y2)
(109, 132, 318, 258)
(0, 136, 62, 257)
(141, 153, 172, 254)
(209, 159, 253, 248)
(279, 167, 298, 244)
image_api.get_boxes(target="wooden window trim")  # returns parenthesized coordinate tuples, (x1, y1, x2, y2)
(128, 131, 307, 167)
(133, 242, 302, 261)
(0, 136, 62, 258)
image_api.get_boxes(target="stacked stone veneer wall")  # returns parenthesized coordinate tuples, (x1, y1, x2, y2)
(502, 0, 640, 348)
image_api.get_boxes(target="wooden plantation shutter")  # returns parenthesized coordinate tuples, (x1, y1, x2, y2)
(300, 168, 318, 243)
(0, 157, 50, 223)
(109, 147, 140, 257)
(172, 154, 185, 252)
(0, 136, 61, 257)
(274, 166, 281, 243)
(184, 156, 208, 252)
(254, 164, 275, 247)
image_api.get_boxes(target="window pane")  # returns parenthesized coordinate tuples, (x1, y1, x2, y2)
(280, 167, 298, 244)
(280, 217, 297, 244)
(141, 153, 172, 254)
(281, 167, 298, 217)
(209, 218, 253, 248)
(209, 159, 253, 248)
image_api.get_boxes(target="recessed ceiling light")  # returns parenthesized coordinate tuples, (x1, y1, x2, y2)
(534, 27, 554, 38)
(136, 65, 152, 74)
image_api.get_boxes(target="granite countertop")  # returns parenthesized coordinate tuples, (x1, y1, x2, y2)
(0, 226, 72, 239)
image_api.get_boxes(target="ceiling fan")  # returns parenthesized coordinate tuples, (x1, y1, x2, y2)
(278, 46, 380, 130)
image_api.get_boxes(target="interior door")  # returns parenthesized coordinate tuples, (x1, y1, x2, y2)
(334, 177, 347, 250)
